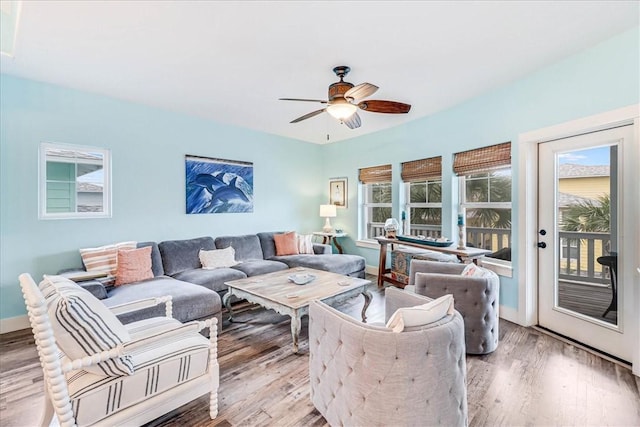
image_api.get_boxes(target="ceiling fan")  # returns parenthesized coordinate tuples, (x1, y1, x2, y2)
(279, 66, 411, 129)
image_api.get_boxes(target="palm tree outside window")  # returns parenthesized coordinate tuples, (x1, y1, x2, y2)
(454, 142, 512, 260)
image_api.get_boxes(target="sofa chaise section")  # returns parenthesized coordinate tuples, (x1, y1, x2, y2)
(61, 241, 222, 328)
(257, 232, 366, 278)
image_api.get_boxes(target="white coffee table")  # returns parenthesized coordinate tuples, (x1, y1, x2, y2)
(223, 268, 372, 353)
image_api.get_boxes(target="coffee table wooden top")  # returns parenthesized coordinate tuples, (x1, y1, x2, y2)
(224, 267, 370, 309)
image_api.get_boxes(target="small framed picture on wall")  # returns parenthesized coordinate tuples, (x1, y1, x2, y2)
(329, 177, 347, 208)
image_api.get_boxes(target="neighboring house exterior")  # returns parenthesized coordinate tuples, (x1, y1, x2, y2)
(558, 164, 611, 279)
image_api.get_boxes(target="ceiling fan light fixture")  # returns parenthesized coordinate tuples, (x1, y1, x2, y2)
(326, 101, 357, 120)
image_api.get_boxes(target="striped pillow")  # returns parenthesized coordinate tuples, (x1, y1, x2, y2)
(40, 275, 134, 377)
(297, 233, 314, 254)
(80, 241, 137, 276)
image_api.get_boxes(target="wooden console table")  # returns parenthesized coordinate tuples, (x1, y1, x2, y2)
(375, 236, 492, 288)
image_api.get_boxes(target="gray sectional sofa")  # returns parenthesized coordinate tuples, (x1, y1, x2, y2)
(64, 232, 366, 330)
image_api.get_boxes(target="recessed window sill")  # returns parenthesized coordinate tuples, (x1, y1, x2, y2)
(479, 258, 513, 278)
(356, 239, 379, 250)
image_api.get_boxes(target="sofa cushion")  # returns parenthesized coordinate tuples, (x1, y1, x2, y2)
(115, 246, 154, 286)
(231, 259, 288, 276)
(159, 236, 215, 276)
(137, 241, 164, 277)
(256, 231, 283, 259)
(273, 231, 299, 256)
(172, 267, 246, 293)
(104, 276, 221, 324)
(271, 254, 365, 276)
(40, 275, 134, 377)
(215, 234, 264, 261)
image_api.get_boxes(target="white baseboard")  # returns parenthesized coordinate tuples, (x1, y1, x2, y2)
(0, 315, 30, 334)
(365, 264, 378, 276)
(499, 305, 519, 324)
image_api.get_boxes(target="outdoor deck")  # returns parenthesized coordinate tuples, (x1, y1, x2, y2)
(369, 222, 618, 325)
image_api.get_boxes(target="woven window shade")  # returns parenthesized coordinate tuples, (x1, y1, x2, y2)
(358, 164, 392, 184)
(453, 142, 511, 175)
(401, 156, 442, 182)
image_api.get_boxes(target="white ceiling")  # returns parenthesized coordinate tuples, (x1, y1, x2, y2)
(1, 1, 638, 144)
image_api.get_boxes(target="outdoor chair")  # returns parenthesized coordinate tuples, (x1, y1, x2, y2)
(19, 273, 219, 427)
(597, 255, 617, 317)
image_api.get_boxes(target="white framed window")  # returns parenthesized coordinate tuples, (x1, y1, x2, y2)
(39, 142, 112, 219)
(358, 164, 392, 241)
(404, 180, 442, 237)
(459, 169, 512, 255)
(454, 142, 512, 261)
(401, 156, 443, 238)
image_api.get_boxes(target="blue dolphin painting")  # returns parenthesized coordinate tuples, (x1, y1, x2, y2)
(190, 173, 226, 194)
(185, 156, 253, 214)
(212, 177, 250, 203)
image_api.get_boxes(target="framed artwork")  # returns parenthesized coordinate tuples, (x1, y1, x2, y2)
(185, 155, 253, 214)
(329, 177, 347, 208)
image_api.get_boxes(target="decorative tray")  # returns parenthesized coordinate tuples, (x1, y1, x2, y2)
(288, 274, 316, 285)
(396, 235, 454, 247)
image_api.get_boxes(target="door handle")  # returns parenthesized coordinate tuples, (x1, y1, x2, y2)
(538, 242, 547, 249)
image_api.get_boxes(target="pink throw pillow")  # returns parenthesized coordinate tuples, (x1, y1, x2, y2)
(274, 231, 299, 256)
(115, 246, 154, 286)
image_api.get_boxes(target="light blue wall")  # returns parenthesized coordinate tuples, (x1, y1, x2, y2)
(0, 75, 323, 319)
(1, 26, 638, 320)
(320, 26, 639, 309)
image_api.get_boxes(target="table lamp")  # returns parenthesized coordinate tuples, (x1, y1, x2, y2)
(319, 204, 337, 233)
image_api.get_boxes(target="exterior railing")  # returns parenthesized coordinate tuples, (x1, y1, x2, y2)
(558, 231, 610, 285)
(367, 223, 611, 285)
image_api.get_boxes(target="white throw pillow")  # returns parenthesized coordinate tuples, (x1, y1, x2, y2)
(297, 233, 314, 255)
(461, 263, 491, 278)
(39, 275, 134, 376)
(385, 294, 455, 333)
(199, 247, 238, 269)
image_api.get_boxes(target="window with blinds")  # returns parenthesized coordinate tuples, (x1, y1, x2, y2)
(455, 143, 512, 259)
(359, 164, 392, 239)
(402, 157, 442, 238)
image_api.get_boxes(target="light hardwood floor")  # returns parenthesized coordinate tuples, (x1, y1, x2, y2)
(1, 284, 638, 426)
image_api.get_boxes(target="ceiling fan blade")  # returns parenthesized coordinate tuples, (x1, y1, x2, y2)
(290, 108, 326, 123)
(279, 98, 328, 104)
(358, 100, 411, 114)
(344, 83, 378, 101)
(342, 112, 361, 129)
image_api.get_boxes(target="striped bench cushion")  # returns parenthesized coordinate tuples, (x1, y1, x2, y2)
(66, 317, 211, 426)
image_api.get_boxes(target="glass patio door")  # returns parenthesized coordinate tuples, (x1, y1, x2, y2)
(538, 125, 632, 361)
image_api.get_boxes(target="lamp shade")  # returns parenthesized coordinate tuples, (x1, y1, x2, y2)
(326, 100, 357, 120)
(319, 204, 337, 218)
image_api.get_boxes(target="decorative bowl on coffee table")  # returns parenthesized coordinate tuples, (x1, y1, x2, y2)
(288, 274, 316, 285)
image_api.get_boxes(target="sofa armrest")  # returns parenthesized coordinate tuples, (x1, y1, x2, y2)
(313, 243, 332, 254)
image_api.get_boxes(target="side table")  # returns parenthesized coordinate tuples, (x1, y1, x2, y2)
(313, 232, 347, 254)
